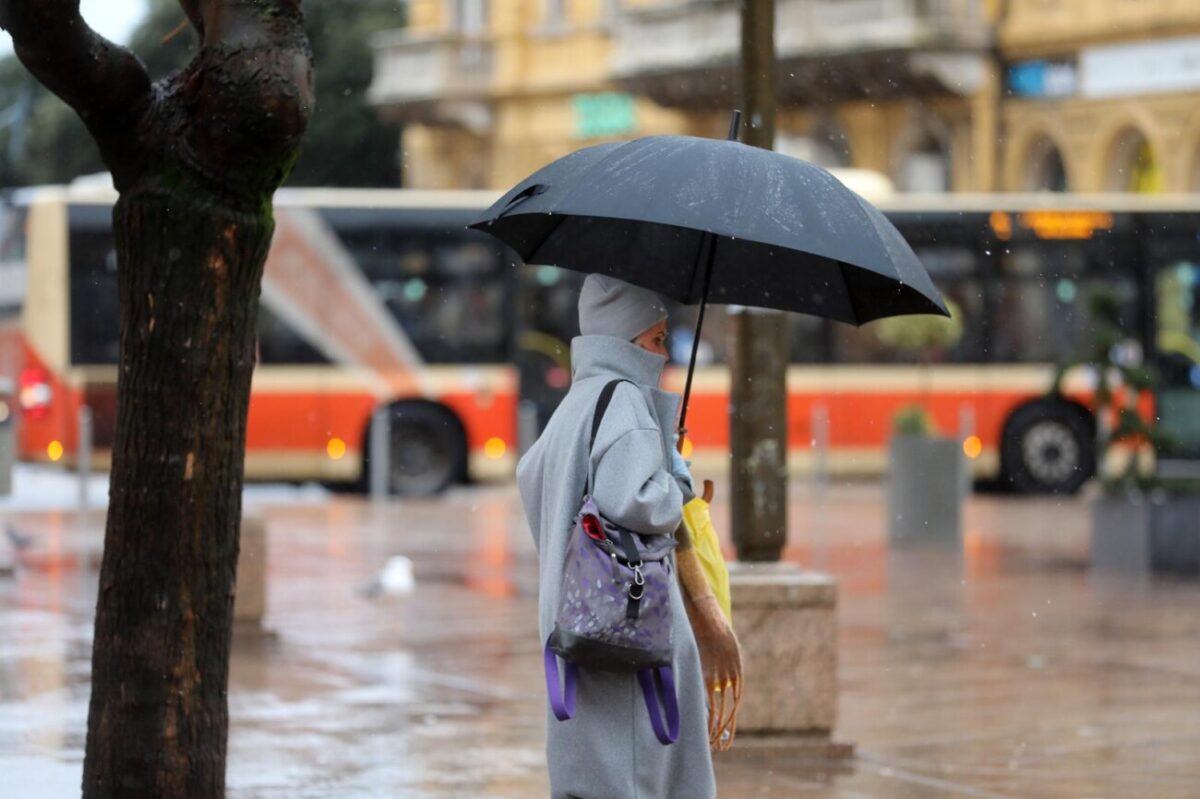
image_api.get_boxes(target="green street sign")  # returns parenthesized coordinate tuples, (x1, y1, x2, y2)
(572, 93, 637, 139)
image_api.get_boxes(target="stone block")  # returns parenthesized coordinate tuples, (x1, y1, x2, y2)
(728, 563, 837, 735)
(234, 516, 267, 626)
(888, 435, 964, 542)
(1092, 495, 1200, 578)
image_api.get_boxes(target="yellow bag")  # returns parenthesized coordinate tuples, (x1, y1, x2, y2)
(682, 490, 732, 623)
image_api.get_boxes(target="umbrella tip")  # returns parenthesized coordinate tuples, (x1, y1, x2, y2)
(727, 110, 742, 142)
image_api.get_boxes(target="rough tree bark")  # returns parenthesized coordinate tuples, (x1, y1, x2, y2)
(730, 0, 788, 562)
(0, 2, 313, 795)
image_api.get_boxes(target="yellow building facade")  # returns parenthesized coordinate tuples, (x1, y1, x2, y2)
(371, 0, 694, 190)
(369, 0, 1200, 194)
(998, 0, 1200, 192)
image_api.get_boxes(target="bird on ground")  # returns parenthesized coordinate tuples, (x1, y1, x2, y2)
(360, 555, 415, 598)
(5, 525, 36, 552)
(2, 524, 36, 575)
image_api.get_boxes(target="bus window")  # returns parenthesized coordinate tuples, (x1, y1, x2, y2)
(1157, 261, 1200, 365)
(0, 202, 26, 322)
(833, 244, 985, 363)
(788, 314, 829, 364)
(1156, 259, 1200, 460)
(336, 220, 511, 364)
(69, 226, 335, 368)
(992, 239, 1138, 364)
(257, 305, 331, 365)
(0, 201, 27, 264)
(69, 228, 120, 366)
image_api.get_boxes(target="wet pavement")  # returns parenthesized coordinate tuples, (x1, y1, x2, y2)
(2, 476, 1199, 798)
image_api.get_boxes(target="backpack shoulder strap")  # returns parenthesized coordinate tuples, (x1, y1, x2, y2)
(584, 379, 633, 498)
(589, 379, 633, 455)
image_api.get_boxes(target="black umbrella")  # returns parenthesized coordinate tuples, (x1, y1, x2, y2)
(470, 113, 949, 432)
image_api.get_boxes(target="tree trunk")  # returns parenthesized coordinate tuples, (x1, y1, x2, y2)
(1, 2, 313, 795)
(82, 196, 273, 795)
(730, 0, 788, 562)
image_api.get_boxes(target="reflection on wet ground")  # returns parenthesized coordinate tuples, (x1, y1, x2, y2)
(2, 483, 1198, 797)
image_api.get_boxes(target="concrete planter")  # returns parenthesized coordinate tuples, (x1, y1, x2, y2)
(234, 517, 267, 627)
(728, 563, 837, 736)
(887, 434, 964, 543)
(1091, 495, 1200, 577)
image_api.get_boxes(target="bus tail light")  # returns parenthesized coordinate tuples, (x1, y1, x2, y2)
(19, 367, 52, 420)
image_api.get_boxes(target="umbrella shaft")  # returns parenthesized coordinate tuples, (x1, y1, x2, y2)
(679, 233, 719, 436)
(680, 109, 741, 437)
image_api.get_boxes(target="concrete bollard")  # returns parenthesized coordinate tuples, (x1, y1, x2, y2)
(78, 405, 93, 511)
(0, 377, 12, 497)
(369, 407, 390, 500)
(234, 516, 267, 628)
(728, 563, 838, 736)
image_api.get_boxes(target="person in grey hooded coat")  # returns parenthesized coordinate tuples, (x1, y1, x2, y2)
(517, 274, 717, 799)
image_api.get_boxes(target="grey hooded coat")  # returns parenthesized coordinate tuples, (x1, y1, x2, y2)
(517, 334, 716, 799)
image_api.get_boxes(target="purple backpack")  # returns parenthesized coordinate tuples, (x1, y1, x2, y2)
(543, 379, 680, 745)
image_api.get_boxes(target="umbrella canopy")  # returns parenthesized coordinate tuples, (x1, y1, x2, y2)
(469, 134, 948, 325)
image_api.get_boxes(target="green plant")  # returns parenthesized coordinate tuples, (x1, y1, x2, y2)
(1050, 286, 1171, 494)
(874, 300, 964, 353)
(893, 405, 935, 436)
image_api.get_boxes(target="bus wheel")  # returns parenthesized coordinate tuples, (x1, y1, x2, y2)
(368, 402, 467, 497)
(1000, 400, 1095, 494)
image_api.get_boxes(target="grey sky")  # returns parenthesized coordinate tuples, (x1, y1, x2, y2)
(0, 0, 147, 56)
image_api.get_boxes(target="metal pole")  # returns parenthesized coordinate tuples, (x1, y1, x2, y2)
(810, 403, 830, 570)
(369, 407, 390, 500)
(958, 403, 975, 440)
(812, 403, 829, 493)
(78, 405, 93, 512)
(958, 403, 975, 497)
(729, 0, 788, 563)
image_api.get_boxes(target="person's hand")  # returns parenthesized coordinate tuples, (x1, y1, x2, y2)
(685, 591, 742, 750)
(668, 435, 694, 498)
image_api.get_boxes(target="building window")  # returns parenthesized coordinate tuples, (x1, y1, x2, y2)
(1105, 127, 1162, 194)
(776, 120, 852, 169)
(899, 133, 952, 193)
(1022, 135, 1068, 192)
(451, 0, 488, 35)
(544, 0, 567, 29)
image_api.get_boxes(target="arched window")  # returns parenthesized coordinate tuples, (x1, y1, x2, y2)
(774, 119, 852, 169)
(1022, 135, 1068, 192)
(807, 120, 852, 169)
(1105, 127, 1163, 193)
(899, 133, 952, 193)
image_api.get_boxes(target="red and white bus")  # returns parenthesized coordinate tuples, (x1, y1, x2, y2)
(670, 195, 1200, 491)
(8, 185, 522, 495)
(4, 185, 1199, 494)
